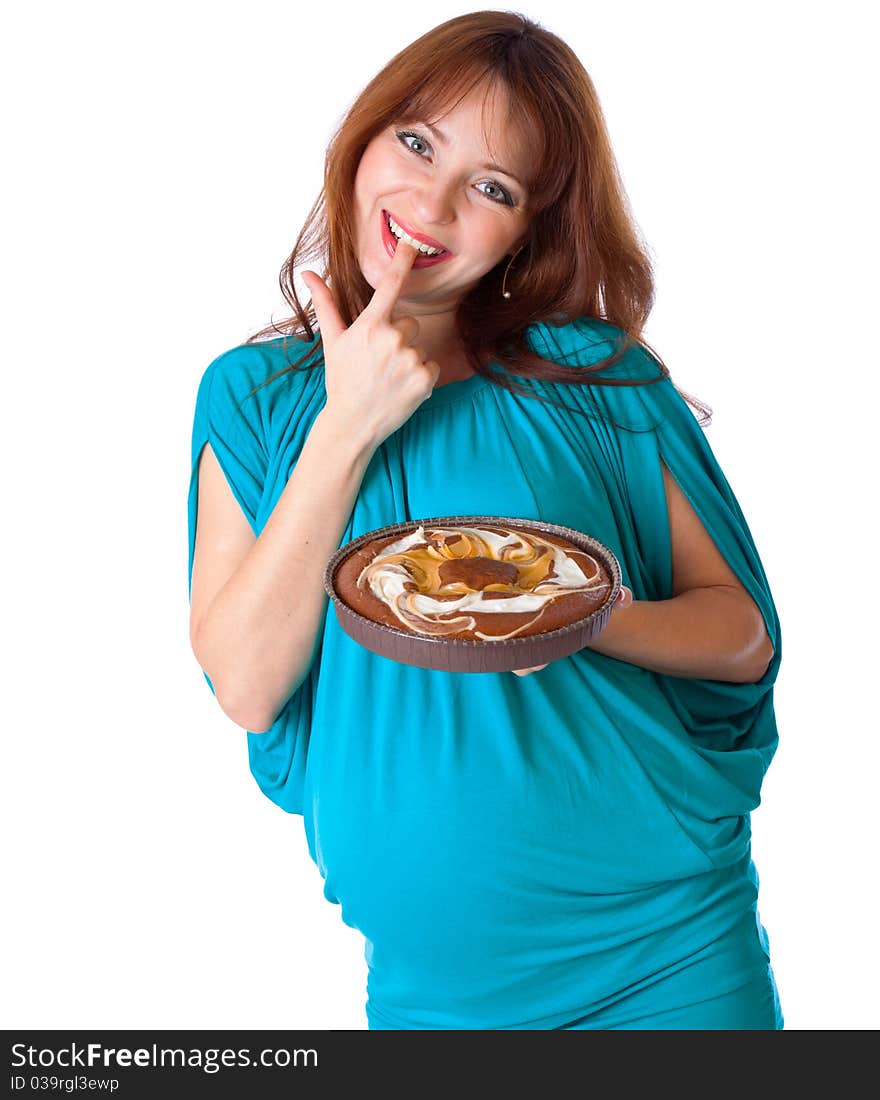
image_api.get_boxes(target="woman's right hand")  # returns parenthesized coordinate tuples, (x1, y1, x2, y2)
(301, 240, 441, 448)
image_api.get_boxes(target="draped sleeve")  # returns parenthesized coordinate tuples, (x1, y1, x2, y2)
(525, 316, 782, 837)
(629, 349, 781, 792)
(187, 340, 325, 815)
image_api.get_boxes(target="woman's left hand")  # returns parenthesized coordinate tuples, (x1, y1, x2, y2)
(511, 586, 633, 676)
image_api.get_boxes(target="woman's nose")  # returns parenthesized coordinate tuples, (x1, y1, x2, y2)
(409, 186, 456, 229)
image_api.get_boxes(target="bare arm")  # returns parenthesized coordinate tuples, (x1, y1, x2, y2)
(587, 587, 772, 681)
(190, 412, 377, 733)
(586, 461, 774, 682)
(190, 238, 438, 733)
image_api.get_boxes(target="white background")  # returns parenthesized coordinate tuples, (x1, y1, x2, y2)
(3, 0, 877, 1031)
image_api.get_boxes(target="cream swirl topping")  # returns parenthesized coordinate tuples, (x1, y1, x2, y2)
(356, 525, 610, 640)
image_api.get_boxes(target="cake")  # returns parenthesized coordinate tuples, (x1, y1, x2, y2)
(332, 522, 615, 643)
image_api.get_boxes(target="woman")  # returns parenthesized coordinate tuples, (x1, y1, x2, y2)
(187, 11, 783, 1029)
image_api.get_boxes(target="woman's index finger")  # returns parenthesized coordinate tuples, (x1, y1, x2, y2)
(366, 239, 419, 320)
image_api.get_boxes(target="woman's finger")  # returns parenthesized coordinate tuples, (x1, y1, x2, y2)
(363, 237, 419, 322)
(301, 269, 347, 348)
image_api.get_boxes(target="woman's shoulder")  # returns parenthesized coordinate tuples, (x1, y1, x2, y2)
(201, 331, 323, 393)
(514, 314, 706, 436)
(196, 331, 325, 429)
(524, 314, 661, 382)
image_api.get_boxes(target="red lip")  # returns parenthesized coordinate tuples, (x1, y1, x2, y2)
(384, 209, 450, 253)
(380, 209, 453, 254)
(380, 209, 453, 268)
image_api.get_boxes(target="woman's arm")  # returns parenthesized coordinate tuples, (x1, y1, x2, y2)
(586, 462, 774, 682)
(190, 409, 377, 733)
(191, 241, 435, 733)
(587, 586, 772, 681)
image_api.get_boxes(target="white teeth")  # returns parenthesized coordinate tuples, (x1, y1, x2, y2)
(387, 214, 445, 256)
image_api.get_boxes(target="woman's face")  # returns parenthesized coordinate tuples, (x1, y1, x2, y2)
(353, 82, 531, 312)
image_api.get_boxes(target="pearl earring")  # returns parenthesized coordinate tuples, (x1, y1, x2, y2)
(501, 245, 524, 299)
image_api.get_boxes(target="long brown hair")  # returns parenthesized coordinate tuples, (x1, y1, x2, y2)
(246, 10, 711, 425)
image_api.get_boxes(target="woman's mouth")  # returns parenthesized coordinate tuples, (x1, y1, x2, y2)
(380, 209, 453, 268)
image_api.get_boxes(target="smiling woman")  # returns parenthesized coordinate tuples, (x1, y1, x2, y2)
(187, 9, 784, 1031)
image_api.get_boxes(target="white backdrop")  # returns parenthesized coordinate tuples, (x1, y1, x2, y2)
(3, 0, 877, 1031)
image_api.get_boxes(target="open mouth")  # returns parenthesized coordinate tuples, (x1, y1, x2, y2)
(380, 209, 453, 267)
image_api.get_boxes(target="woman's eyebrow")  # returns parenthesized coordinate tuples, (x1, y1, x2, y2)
(411, 119, 524, 186)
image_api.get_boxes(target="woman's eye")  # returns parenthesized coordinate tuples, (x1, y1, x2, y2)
(477, 181, 514, 206)
(394, 129, 515, 207)
(396, 130, 430, 156)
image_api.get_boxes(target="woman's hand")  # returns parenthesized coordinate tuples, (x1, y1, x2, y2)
(301, 241, 441, 449)
(511, 585, 633, 676)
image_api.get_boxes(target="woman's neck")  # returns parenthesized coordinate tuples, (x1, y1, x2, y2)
(389, 300, 482, 386)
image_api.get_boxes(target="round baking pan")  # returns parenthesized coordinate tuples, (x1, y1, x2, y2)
(323, 515, 622, 674)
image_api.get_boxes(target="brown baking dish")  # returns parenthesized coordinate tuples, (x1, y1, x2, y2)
(323, 515, 622, 674)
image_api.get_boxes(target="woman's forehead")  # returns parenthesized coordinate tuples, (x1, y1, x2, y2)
(403, 76, 511, 130)
(398, 79, 533, 172)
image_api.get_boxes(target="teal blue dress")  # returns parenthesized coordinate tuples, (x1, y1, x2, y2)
(187, 316, 783, 1029)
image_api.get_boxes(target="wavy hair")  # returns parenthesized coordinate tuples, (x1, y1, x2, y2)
(244, 9, 711, 425)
